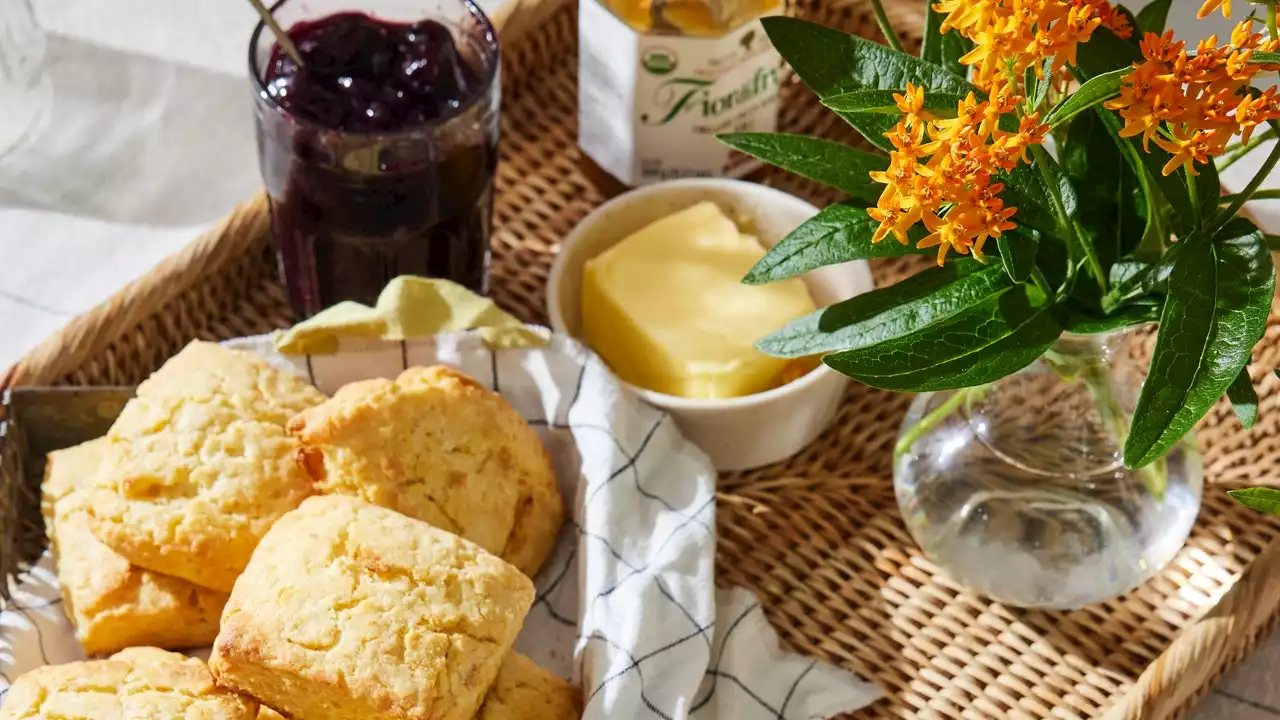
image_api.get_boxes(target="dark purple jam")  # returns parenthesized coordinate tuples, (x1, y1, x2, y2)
(256, 11, 498, 318)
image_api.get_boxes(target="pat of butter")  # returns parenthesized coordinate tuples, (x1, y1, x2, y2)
(582, 201, 816, 399)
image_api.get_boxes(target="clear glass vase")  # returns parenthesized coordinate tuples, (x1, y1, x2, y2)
(894, 330, 1203, 609)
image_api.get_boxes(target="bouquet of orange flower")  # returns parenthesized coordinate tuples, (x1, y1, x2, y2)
(722, 0, 1280, 472)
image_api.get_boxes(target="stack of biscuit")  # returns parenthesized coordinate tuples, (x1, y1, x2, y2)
(7, 341, 580, 720)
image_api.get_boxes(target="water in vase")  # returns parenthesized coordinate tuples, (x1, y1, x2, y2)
(894, 332, 1203, 609)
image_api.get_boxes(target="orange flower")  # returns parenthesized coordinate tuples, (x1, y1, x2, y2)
(932, 0, 1123, 91)
(894, 83, 926, 115)
(1153, 127, 1218, 176)
(867, 84, 1048, 265)
(1198, 0, 1232, 19)
(1107, 20, 1280, 175)
(1237, 88, 1279, 144)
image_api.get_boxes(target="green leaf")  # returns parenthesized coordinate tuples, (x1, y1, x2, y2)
(1114, 5, 1142, 48)
(822, 89, 967, 116)
(997, 164, 1066, 235)
(922, 3, 972, 78)
(921, 1, 943, 66)
(761, 16, 975, 98)
(1102, 235, 1187, 311)
(1228, 367, 1259, 429)
(1062, 110, 1122, 226)
(1027, 58, 1053, 112)
(717, 133, 885, 201)
(1109, 260, 1148, 287)
(744, 202, 928, 284)
(997, 231, 1038, 282)
(1228, 487, 1280, 515)
(758, 262, 1010, 358)
(1253, 51, 1280, 64)
(1074, 26, 1143, 79)
(824, 285, 1063, 391)
(1136, 192, 1170, 261)
(1067, 300, 1161, 334)
(1094, 108, 1196, 234)
(1045, 68, 1129, 128)
(941, 34, 973, 77)
(1194, 158, 1223, 222)
(1135, 0, 1172, 34)
(830, 112, 898, 153)
(1124, 218, 1276, 467)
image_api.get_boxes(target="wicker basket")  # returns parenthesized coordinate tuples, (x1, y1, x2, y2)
(7, 0, 1280, 717)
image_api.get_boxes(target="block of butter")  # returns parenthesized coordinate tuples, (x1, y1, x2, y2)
(582, 201, 816, 399)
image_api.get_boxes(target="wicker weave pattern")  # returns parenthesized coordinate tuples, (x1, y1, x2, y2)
(7, 1, 1280, 718)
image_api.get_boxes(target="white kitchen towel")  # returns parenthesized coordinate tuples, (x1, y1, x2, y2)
(0, 330, 880, 719)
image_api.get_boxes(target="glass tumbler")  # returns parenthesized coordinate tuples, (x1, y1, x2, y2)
(250, 0, 501, 319)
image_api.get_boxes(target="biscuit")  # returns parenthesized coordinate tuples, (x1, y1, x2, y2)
(107, 646, 209, 669)
(289, 365, 563, 576)
(86, 341, 326, 591)
(0, 647, 256, 719)
(477, 653, 582, 720)
(209, 495, 535, 720)
(42, 439, 228, 656)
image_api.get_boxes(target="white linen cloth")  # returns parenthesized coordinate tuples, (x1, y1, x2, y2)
(0, 330, 883, 719)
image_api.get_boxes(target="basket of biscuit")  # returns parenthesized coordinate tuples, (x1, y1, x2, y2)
(0, 278, 882, 719)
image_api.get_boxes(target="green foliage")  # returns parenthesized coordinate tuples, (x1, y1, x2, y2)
(718, 133, 885, 202)
(997, 231, 1038, 282)
(1124, 219, 1275, 468)
(1229, 488, 1280, 515)
(822, 89, 967, 116)
(824, 284, 1063, 392)
(1044, 69, 1128, 128)
(758, 262, 1009, 357)
(716, 13, 1280, 469)
(760, 17, 973, 98)
(1135, 0, 1172, 35)
(742, 202, 928, 285)
(1228, 368, 1260, 429)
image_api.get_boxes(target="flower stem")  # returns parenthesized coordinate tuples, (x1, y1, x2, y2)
(1214, 122, 1280, 234)
(1218, 128, 1278, 171)
(1186, 166, 1202, 226)
(1078, 359, 1168, 498)
(895, 387, 985, 457)
(1269, 2, 1278, 42)
(1030, 146, 1106, 291)
(869, 0, 904, 53)
(1222, 188, 1280, 203)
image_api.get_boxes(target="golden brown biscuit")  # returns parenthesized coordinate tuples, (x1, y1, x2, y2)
(42, 439, 228, 656)
(288, 365, 563, 576)
(86, 341, 326, 592)
(0, 647, 256, 719)
(106, 646, 206, 669)
(209, 495, 535, 720)
(477, 653, 582, 720)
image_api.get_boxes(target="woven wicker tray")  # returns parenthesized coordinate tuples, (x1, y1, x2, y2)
(6, 0, 1280, 717)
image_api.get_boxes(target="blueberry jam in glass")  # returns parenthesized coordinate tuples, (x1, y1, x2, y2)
(250, 0, 500, 318)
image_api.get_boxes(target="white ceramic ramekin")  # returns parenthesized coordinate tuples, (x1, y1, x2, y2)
(547, 178, 874, 471)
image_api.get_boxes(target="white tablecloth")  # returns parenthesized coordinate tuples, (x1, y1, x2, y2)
(1, 1, 1277, 717)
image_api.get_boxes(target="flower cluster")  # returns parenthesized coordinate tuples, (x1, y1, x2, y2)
(933, 0, 1131, 90)
(1105, 21, 1280, 176)
(868, 83, 1049, 265)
